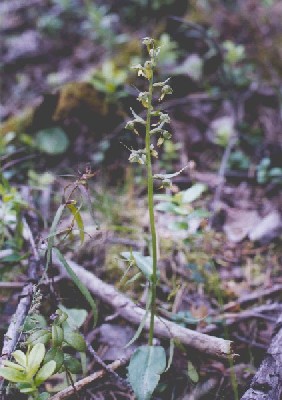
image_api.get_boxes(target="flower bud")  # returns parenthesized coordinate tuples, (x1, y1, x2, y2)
(125, 121, 135, 130)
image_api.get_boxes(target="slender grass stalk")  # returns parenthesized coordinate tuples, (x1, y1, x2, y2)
(145, 74, 158, 346)
(126, 37, 173, 348)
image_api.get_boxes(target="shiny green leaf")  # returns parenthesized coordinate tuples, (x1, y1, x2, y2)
(44, 348, 64, 373)
(64, 354, 82, 374)
(64, 332, 86, 352)
(128, 345, 166, 400)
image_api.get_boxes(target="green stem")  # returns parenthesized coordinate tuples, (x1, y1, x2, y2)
(145, 74, 158, 346)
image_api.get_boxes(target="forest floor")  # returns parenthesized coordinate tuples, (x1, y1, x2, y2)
(0, 1, 281, 400)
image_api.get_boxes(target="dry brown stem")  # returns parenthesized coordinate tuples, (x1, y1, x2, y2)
(54, 256, 235, 360)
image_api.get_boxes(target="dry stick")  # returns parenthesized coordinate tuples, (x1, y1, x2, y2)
(54, 256, 234, 360)
(223, 284, 282, 312)
(183, 377, 218, 400)
(86, 341, 130, 388)
(202, 304, 282, 334)
(49, 358, 130, 400)
(240, 313, 282, 400)
(0, 282, 25, 288)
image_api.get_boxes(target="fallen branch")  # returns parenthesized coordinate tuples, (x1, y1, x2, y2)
(240, 313, 282, 400)
(54, 256, 234, 360)
(49, 358, 129, 400)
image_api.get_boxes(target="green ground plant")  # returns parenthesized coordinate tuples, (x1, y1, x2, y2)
(0, 308, 87, 400)
(123, 37, 178, 400)
(0, 170, 97, 398)
(0, 175, 26, 261)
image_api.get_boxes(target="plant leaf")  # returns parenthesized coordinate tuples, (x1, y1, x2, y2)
(54, 248, 98, 326)
(64, 332, 86, 352)
(125, 272, 142, 286)
(66, 203, 85, 244)
(165, 339, 174, 372)
(187, 361, 199, 383)
(35, 127, 69, 155)
(64, 354, 82, 374)
(0, 367, 27, 383)
(125, 289, 152, 348)
(46, 204, 65, 270)
(12, 350, 27, 367)
(35, 360, 56, 386)
(27, 330, 51, 346)
(121, 252, 155, 281)
(2, 360, 25, 372)
(26, 343, 45, 378)
(127, 345, 166, 400)
(44, 348, 64, 373)
(59, 305, 88, 330)
(80, 352, 87, 376)
(181, 183, 207, 204)
(37, 392, 50, 400)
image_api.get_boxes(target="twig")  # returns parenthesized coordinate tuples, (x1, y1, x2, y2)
(183, 377, 218, 400)
(49, 358, 130, 400)
(0, 282, 25, 288)
(54, 256, 235, 360)
(222, 304, 282, 324)
(86, 341, 130, 388)
(223, 284, 282, 312)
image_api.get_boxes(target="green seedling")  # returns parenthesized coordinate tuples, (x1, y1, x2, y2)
(0, 309, 88, 399)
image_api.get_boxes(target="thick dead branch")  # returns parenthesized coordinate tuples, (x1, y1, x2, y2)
(54, 257, 234, 360)
(240, 313, 282, 400)
(49, 358, 129, 400)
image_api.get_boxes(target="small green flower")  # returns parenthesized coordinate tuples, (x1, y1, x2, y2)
(159, 84, 173, 101)
(138, 92, 150, 108)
